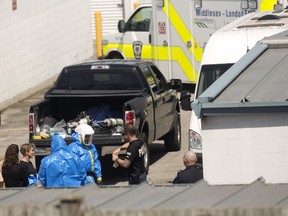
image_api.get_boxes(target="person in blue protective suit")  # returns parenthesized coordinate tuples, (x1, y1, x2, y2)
(67, 124, 102, 185)
(38, 133, 86, 187)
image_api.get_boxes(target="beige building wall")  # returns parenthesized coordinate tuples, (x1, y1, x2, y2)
(202, 113, 288, 185)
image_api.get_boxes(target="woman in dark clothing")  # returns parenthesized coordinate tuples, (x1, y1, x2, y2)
(20, 143, 37, 185)
(2, 144, 29, 187)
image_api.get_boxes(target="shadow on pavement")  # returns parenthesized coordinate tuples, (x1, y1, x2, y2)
(149, 142, 167, 165)
(100, 154, 128, 185)
(101, 141, 168, 185)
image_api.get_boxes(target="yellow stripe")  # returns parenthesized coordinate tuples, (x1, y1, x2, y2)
(161, 0, 201, 83)
(259, 0, 277, 11)
(163, 0, 203, 63)
(152, 46, 197, 81)
(103, 43, 198, 82)
(85, 146, 95, 171)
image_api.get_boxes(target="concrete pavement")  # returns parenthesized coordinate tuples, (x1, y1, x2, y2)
(0, 88, 49, 158)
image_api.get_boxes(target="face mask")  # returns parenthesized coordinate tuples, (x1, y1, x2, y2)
(80, 134, 93, 146)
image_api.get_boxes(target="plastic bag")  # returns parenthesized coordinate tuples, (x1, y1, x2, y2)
(49, 119, 67, 137)
(53, 119, 66, 132)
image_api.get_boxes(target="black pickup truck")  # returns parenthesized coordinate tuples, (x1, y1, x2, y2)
(29, 60, 182, 172)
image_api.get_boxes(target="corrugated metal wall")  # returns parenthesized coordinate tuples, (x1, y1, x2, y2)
(90, 0, 124, 39)
(1, 180, 288, 216)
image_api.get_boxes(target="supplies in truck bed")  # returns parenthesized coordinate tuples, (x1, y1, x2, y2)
(35, 105, 124, 140)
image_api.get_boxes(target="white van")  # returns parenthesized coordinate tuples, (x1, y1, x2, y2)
(182, 6, 288, 162)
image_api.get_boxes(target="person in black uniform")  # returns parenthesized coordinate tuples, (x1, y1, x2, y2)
(173, 150, 203, 184)
(2, 144, 29, 187)
(112, 125, 146, 185)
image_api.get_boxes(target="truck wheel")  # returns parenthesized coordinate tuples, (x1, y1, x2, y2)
(35, 155, 45, 172)
(164, 113, 181, 151)
(141, 132, 150, 174)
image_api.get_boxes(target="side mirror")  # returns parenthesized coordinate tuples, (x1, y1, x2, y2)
(118, 20, 126, 33)
(180, 91, 192, 111)
(169, 79, 182, 91)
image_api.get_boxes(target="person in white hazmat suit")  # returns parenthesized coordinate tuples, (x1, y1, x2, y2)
(68, 124, 103, 185)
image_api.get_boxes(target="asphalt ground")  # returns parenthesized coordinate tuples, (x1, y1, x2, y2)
(0, 86, 191, 185)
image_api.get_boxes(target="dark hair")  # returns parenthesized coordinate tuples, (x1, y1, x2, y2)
(124, 124, 137, 136)
(3, 144, 20, 169)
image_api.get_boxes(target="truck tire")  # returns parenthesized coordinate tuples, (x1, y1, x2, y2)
(141, 132, 150, 174)
(164, 113, 181, 151)
(35, 155, 45, 172)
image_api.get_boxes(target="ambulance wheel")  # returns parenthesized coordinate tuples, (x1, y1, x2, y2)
(141, 132, 150, 174)
(164, 113, 181, 151)
(109, 53, 123, 59)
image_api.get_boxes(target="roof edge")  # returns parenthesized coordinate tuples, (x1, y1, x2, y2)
(193, 101, 288, 117)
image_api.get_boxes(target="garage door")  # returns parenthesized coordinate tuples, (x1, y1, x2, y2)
(90, 0, 124, 39)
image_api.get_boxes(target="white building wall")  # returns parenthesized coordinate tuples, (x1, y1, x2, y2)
(202, 113, 288, 185)
(90, 0, 124, 38)
(0, 0, 93, 110)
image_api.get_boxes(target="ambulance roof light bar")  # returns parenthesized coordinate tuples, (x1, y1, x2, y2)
(249, 0, 258, 9)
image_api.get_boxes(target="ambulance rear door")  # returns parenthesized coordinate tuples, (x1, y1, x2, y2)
(151, 0, 196, 84)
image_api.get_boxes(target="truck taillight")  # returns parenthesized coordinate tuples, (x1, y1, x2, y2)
(28, 113, 34, 133)
(125, 110, 135, 125)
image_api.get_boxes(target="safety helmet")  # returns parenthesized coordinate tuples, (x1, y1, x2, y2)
(75, 124, 95, 146)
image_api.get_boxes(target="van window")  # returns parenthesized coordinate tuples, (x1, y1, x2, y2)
(196, 64, 233, 98)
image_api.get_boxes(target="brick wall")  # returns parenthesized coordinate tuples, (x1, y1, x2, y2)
(0, 0, 94, 110)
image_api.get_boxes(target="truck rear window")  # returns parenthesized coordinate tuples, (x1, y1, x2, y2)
(55, 70, 143, 90)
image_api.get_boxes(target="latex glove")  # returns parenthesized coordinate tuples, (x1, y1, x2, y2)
(96, 177, 102, 185)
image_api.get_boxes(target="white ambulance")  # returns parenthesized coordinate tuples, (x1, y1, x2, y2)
(183, 3, 288, 162)
(101, 0, 276, 89)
